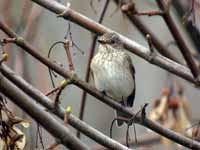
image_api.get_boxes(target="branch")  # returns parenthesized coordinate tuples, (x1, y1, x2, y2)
(0, 64, 130, 150)
(30, 0, 199, 85)
(113, 0, 181, 64)
(0, 23, 200, 149)
(172, 0, 200, 53)
(0, 73, 89, 150)
(78, 0, 110, 138)
(156, 0, 200, 80)
(92, 133, 160, 150)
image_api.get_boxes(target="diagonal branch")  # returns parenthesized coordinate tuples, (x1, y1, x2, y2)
(113, 0, 181, 64)
(156, 0, 200, 80)
(92, 133, 160, 150)
(0, 64, 130, 150)
(29, 0, 199, 85)
(0, 73, 90, 150)
(0, 21, 200, 149)
(78, 0, 110, 138)
(172, 0, 200, 53)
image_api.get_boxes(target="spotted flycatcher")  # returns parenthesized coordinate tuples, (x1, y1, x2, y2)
(90, 32, 136, 126)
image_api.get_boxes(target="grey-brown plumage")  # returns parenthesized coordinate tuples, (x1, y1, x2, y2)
(90, 32, 136, 126)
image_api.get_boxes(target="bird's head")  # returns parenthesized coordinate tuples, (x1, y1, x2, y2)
(98, 32, 123, 48)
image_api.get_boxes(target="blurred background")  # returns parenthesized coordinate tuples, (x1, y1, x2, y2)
(0, 0, 200, 149)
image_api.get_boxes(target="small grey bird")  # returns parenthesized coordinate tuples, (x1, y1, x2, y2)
(90, 32, 136, 126)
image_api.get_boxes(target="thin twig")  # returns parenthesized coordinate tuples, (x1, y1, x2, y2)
(63, 40, 74, 71)
(156, 0, 200, 81)
(172, 0, 200, 54)
(77, 0, 110, 138)
(114, 0, 181, 64)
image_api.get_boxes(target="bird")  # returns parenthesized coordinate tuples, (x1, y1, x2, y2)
(90, 32, 136, 126)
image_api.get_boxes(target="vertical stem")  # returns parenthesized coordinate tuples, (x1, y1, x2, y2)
(77, 0, 110, 138)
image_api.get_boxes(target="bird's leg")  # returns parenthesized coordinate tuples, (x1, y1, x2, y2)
(112, 97, 131, 125)
(125, 103, 149, 146)
(127, 103, 149, 125)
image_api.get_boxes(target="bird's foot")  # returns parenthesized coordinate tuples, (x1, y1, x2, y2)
(127, 103, 149, 125)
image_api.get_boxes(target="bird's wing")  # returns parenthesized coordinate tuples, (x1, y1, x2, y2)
(125, 54, 136, 107)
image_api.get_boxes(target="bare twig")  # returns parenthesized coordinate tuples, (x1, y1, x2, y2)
(172, 0, 200, 54)
(114, 0, 181, 64)
(156, 0, 200, 80)
(182, 0, 195, 25)
(77, 0, 110, 138)
(35, 123, 45, 149)
(63, 40, 74, 71)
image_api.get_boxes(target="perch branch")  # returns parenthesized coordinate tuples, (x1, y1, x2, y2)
(92, 133, 160, 150)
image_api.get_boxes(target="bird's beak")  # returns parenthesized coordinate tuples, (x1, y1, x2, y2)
(98, 39, 106, 44)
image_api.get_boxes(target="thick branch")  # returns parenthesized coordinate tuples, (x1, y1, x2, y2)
(113, 0, 181, 64)
(0, 64, 130, 150)
(0, 22, 200, 149)
(0, 73, 89, 150)
(29, 0, 198, 85)
(156, 0, 200, 80)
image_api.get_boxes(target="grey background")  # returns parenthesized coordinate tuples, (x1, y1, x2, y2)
(0, 0, 200, 149)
